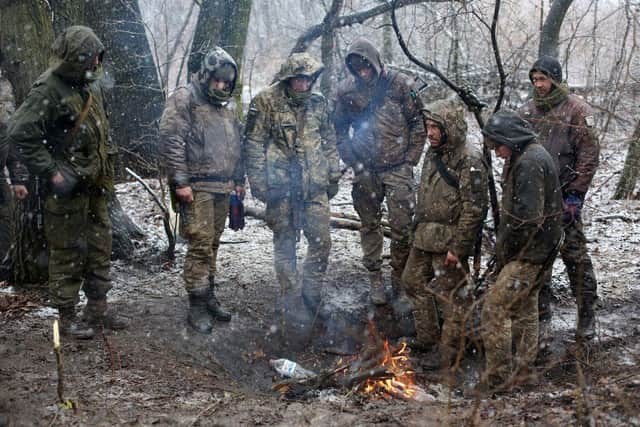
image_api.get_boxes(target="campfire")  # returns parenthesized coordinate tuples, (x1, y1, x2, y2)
(272, 321, 432, 402)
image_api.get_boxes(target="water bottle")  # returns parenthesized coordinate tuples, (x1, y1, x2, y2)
(269, 358, 316, 379)
(228, 193, 245, 231)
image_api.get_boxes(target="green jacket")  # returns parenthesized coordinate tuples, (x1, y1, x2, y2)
(413, 100, 488, 257)
(7, 26, 113, 194)
(483, 110, 563, 267)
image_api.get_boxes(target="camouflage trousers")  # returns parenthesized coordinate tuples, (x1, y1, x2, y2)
(539, 219, 597, 322)
(265, 192, 331, 296)
(481, 261, 542, 387)
(352, 164, 415, 285)
(44, 191, 112, 308)
(402, 248, 472, 365)
(182, 191, 229, 291)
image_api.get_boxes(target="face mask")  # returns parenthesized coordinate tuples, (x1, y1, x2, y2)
(207, 87, 232, 104)
(285, 84, 311, 106)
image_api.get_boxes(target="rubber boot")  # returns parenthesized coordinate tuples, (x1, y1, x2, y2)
(206, 285, 232, 322)
(369, 270, 387, 305)
(576, 303, 596, 341)
(59, 307, 95, 339)
(188, 288, 214, 333)
(83, 299, 129, 330)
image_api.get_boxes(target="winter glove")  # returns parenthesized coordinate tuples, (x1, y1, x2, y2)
(327, 181, 339, 200)
(562, 192, 583, 224)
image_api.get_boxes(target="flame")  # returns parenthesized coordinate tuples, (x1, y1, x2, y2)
(357, 322, 420, 400)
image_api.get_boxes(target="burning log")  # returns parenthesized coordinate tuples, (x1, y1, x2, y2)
(271, 321, 432, 402)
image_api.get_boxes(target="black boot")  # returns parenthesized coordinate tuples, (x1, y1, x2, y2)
(188, 288, 214, 333)
(83, 299, 129, 330)
(59, 307, 95, 339)
(206, 286, 231, 322)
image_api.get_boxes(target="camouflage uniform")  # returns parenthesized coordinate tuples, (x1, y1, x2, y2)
(401, 100, 487, 365)
(244, 53, 340, 310)
(519, 56, 599, 339)
(160, 47, 243, 332)
(7, 26, 118, 338)
(480, 110, 563, 388)
(334, 38, 426, 302)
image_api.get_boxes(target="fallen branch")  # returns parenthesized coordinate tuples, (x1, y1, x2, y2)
(125, 167, 177, 258)
(244, 206, 392, 238)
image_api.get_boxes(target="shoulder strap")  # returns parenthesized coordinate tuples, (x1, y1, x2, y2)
(64, 92, 93, 146)
(433, 153, 460, 189)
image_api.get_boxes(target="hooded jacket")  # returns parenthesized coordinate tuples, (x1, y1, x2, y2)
(160, 47, 243, 193)
(334, 39, 426, 172)
(483, 110, 563, 267)
(7, 26, 113, 192)
(413, 100, 487, 257)
(244, 53, 340, 202)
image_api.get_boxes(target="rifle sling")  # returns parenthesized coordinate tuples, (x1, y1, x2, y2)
(433, 153, 460, 189)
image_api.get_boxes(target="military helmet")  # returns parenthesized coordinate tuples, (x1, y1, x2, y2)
(274, 53, 324, 83)
(198, 47, 238, 93)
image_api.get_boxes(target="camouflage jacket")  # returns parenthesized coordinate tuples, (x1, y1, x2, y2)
(7, 26, 114, 193)
(160, 77, 243, 194)
(334, 39, 426, 172)
(519, 93, 599, 196)
(244, 82, 340, 202)
(413, 100, 488, 257)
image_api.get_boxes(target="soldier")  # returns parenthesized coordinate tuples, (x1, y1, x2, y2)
(159, 47, 243, 334)
(244, 53, 340, 313)
(7, 26, 127, 338)
(480, 110, 563, 389)
(519, 56, 600, 342)
(401, 100, 488, 368)
(334, 38, 426, 305)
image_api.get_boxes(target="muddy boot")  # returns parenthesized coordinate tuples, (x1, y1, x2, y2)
(576, 303, 596, 341)
(369, 270, 387, 305)
(83, 299, 129, 330)
(206, 285, 232, 322)
(59, 307, 95, 339)
(188, 288, 214, 333)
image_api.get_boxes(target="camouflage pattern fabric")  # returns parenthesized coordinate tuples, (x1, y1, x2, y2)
(181, 191, 229, 291)
(481, 261, 542, 387)
(244, 53, 339, 297)
(6, 26, 113, 308)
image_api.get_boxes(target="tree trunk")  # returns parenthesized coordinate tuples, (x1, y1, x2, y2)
(319, 0, 343, 99)
(85, 0, 164, 177)
(49, 0, 85, 35)
(538, 0, 574, 59)
(614, 120, 640, 199)
(0, 0, 54, 105)
(189, 0, 252, 113)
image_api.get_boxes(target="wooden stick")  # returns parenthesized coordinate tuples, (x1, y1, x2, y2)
(53, 320, 64, 404)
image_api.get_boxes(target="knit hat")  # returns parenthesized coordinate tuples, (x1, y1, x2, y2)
(529, 55, 563, 84)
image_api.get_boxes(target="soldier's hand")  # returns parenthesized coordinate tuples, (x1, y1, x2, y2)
(444, 251, 460, 268)
(51, 171, 65, 186)
(175, 186, 194, 204)
(235, 185, 246, 200)
(13, 185, 28, 200)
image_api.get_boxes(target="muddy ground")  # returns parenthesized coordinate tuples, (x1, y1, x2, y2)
(1, 144, 639, 426)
